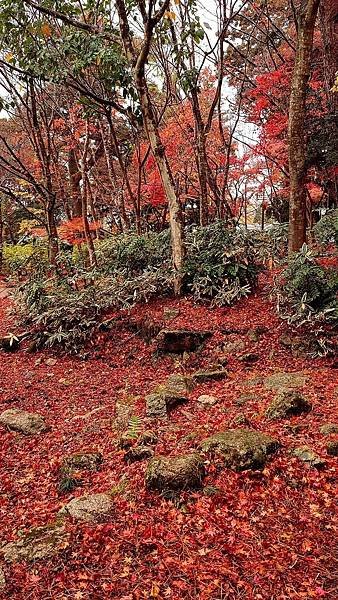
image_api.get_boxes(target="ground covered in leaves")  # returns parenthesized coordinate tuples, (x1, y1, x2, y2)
(0, 273, 337, 599)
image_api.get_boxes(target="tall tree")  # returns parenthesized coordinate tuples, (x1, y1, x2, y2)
(288, 0, 321, 253)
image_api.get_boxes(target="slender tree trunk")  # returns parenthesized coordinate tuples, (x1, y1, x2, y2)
(45, 201, 58, 265)
(68, 149, 82, 217)
(288, 0, 320, 254)
(0, 197, 3, 273)
(136, 76, 185, 293)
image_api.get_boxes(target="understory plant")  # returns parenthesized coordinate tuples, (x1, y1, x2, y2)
(313, 209, 338, 248)
(277, 245, 338, 324)
(13, 223, 265, 352)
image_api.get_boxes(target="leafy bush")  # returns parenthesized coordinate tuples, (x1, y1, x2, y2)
(313, 209, 338, 247)
(245, 225, 288, 261)
(95, 230, 171, 276)
(3, 243, 48, 276)
(184, 222, 261, 305)
(276, 245, 338, 325)
(15, 269, 172, 353)
(14, 223, 264, 352)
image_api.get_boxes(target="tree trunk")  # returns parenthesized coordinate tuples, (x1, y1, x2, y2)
(288, 0, 320, 254)
(0, 197, 3, 273)
(45, 202, 59, 265)
(136, 76, 185, 294)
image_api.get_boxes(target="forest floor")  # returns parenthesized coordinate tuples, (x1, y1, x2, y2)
(0, 272, 337, 600)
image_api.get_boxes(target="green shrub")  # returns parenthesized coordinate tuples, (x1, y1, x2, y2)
(313, 209, 338, 247)
(14, 223, 264, 352)
(3, 244, 48, 276)
(95, 230, 171, 276)
(276, 245, 338, 325)
(15, 269, 172, 353)
(184, 222, 261, 305)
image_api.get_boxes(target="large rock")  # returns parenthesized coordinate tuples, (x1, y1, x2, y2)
(264, 371, 306, 390)
(0, 408, 49, 435)
(59, 492, 114, 522)
(1, 524, 70, 563)
(156, 330, 212, 354)
(266, 390, 311, 420)
(200, 429, 279, 471)
(145, 453, 205, 492)
(145, 374, 191, 418)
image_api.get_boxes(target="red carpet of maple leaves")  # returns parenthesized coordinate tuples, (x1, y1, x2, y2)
(0, 274, 337, 600)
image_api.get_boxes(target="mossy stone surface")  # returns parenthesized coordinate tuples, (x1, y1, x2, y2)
(145, 453, 205, 492)
(200, 428, 279, 471)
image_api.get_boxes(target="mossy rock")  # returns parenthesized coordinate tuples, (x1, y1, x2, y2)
(320, 423, 338, 436)
(145, 453, 205, 492)
(62, 452, 103, 473)
(124, 445, 154, 463)
(292, 446, 326, 469)
(59, 493, 114, 522)
(326, 441, 338, 457)
(192, 368, 228, 383)
(266, 391, 311, 420)
(1, 524, 70, 563)
(0, 408, 50, 435)
(146, 374, 191, 418)
(200, 428, 279, 471)
(264, 371, 306, 390)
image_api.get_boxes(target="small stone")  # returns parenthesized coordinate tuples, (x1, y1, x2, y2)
(292, 446, 326, 469)
(320, 423, 338, 435)
(1, 524, 70, 563)
(156, 329, 212, 354)
(192, 369, 228, 382)
(326, 441, 338, 457)
(200, 429, 279, 471)
(145, 453, 205, 492)
(59, 493, 114, 522)
(236, 393, 255, 406)
(0, 566, 5, 588)
(239, 353, 259, 364)
(222, 340, 245, 354)
(232, 413, 250, 426)
(124, 445, 154, 462)
(163, 308, 180, 321)
(266, 391, 311, 420)
(62, 452, 103, 473)
(145, 374, 191, 418)
(0, 408, 49, 435)
(197, 395, 219, 407)
(145, 394, 168, 419)
(45, 358, 57, 366)
(139, 430, 158, 446)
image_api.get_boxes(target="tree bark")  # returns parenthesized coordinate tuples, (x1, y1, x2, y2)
(288, 0, 321, 254)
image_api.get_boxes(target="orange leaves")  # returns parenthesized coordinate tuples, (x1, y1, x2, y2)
(40, 22, 52, 38)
